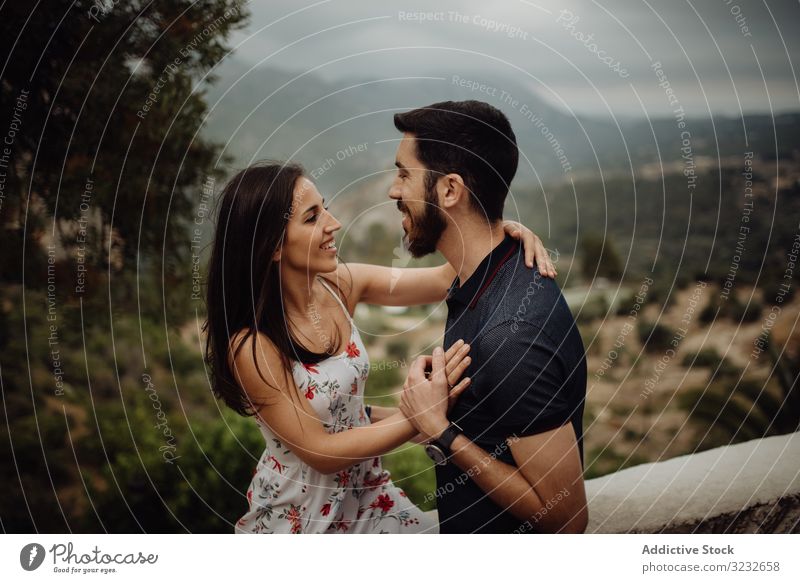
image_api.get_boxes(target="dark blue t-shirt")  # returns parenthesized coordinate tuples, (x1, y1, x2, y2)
(437, 234, 587, 533)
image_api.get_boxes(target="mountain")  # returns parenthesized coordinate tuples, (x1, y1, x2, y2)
(198, 58, 800, 259)
(200, 58, 622, 188)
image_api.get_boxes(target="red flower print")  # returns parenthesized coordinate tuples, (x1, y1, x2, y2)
(282, 505, 303, 534)
(336, 470, 350, 487)
(303, 363, 319, 374)
(399, 490, 407, 498)
(304, 382, 318, 400)
(268, 455, 284, 473)
(363, 473, 390, 489)
(345, 341, 360, 358)
(370, 493, 394, 514)
(335, 519, 351, 532)
(246, 489, 253, 504)
(320, 503, 332, 516)
(350, 381, 358, 395)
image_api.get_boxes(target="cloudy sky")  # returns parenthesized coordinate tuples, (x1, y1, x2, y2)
(224, 0, 800, 118)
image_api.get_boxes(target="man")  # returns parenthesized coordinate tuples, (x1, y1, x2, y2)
(392, 100, 588, 534)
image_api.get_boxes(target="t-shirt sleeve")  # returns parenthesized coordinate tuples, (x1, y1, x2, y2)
(474, 320, 574, 438)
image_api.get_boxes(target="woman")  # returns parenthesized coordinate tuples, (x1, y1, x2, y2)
(204, 162, 555, 534)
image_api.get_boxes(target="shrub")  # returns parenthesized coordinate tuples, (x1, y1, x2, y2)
(637, 321, 675, 353)
(681, 347, 722, 368)
(382, 445, 437, 512)
(725, 297, 763, 323)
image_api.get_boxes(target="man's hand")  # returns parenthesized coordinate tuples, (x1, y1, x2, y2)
(399, 346, 470, 441)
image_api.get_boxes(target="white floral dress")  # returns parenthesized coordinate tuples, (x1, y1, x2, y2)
(235, 280, 436, 534)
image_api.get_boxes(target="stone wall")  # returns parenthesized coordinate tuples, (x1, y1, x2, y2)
(585, 432, 800, 533)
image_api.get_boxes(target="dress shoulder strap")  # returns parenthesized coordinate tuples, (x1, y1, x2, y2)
(317, 277, 353, 322)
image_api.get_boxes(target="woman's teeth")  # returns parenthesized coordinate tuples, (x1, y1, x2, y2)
(321, 241, 336, 250)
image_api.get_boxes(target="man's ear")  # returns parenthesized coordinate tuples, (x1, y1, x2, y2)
(439, 173, 468, 210)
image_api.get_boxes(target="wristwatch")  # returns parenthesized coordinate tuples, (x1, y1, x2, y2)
(424, 422, 463, 466)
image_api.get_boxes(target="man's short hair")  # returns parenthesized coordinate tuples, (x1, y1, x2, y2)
(393, 100, 518, 222)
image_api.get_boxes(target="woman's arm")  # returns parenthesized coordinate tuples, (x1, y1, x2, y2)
(365, 405, 397, 423)
(330, 221, 556, 309)
(232, 333, 471, 474)
(368, 406, 424, 444)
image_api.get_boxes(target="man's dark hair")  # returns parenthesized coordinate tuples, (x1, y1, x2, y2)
(393, 100, 518, 222)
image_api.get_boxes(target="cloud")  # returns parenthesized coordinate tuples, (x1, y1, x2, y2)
(227, 0, 800, 115)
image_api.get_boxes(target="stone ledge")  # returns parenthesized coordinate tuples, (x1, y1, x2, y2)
(585, 432, 800, 533)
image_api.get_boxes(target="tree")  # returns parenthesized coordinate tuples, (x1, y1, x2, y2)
(0, 1, 247, 297)
(679, 328, 800, 450)
(579, 232, 623, 281)
(0, 1, 249, 533)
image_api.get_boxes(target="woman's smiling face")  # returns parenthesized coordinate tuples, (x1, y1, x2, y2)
(280, 176, 341, 274)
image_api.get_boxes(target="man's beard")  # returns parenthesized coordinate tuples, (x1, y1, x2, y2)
(401, 180, 447, 258)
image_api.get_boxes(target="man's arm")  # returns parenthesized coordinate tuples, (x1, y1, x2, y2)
(400, 325, 588, 533)
(443, 423, 587, 533)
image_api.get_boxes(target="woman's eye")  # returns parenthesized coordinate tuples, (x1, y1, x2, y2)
(305, 205, 329, 222)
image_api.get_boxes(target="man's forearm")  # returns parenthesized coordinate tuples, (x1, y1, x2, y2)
(446, 434, 545, 523)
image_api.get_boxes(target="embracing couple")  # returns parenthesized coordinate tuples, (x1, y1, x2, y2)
(204, 100, 588, 534)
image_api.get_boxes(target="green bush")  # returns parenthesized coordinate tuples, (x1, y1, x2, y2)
(386, 339, 410, 361)
(615, 292, 637, 316)
(682, 347, 722, 367)
(700, 292, 762, 323)
(725, 297, 763, 323)
(364, 365, 402, 407)
(637, 321, 675, 353)
(699, 299, 719, 323)
(79, 405, 264, 533)
(708, 359, 743, 382)
(382, 444, 437, 512)
(575, 294, 609, 324)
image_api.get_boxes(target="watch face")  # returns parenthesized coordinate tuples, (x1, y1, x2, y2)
(425, 444, 447, 466)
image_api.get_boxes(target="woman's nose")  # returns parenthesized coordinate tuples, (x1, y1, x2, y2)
(325, 215, 341, 233)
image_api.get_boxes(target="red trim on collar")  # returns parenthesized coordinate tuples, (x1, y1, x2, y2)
(468, 242, 519, 310)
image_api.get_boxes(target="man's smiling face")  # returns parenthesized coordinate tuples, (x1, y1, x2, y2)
(389, 133, 447, 258)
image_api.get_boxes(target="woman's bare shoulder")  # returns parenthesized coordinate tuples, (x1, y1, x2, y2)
(228, 328, 288, 390)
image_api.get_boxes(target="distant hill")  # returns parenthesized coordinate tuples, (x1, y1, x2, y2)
(199, 58, 800, 279)
(201, 57, 799, 206)
(200, 58, 605, 184)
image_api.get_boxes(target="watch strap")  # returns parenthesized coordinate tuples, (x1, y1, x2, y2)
(432, 422, 462, 455)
